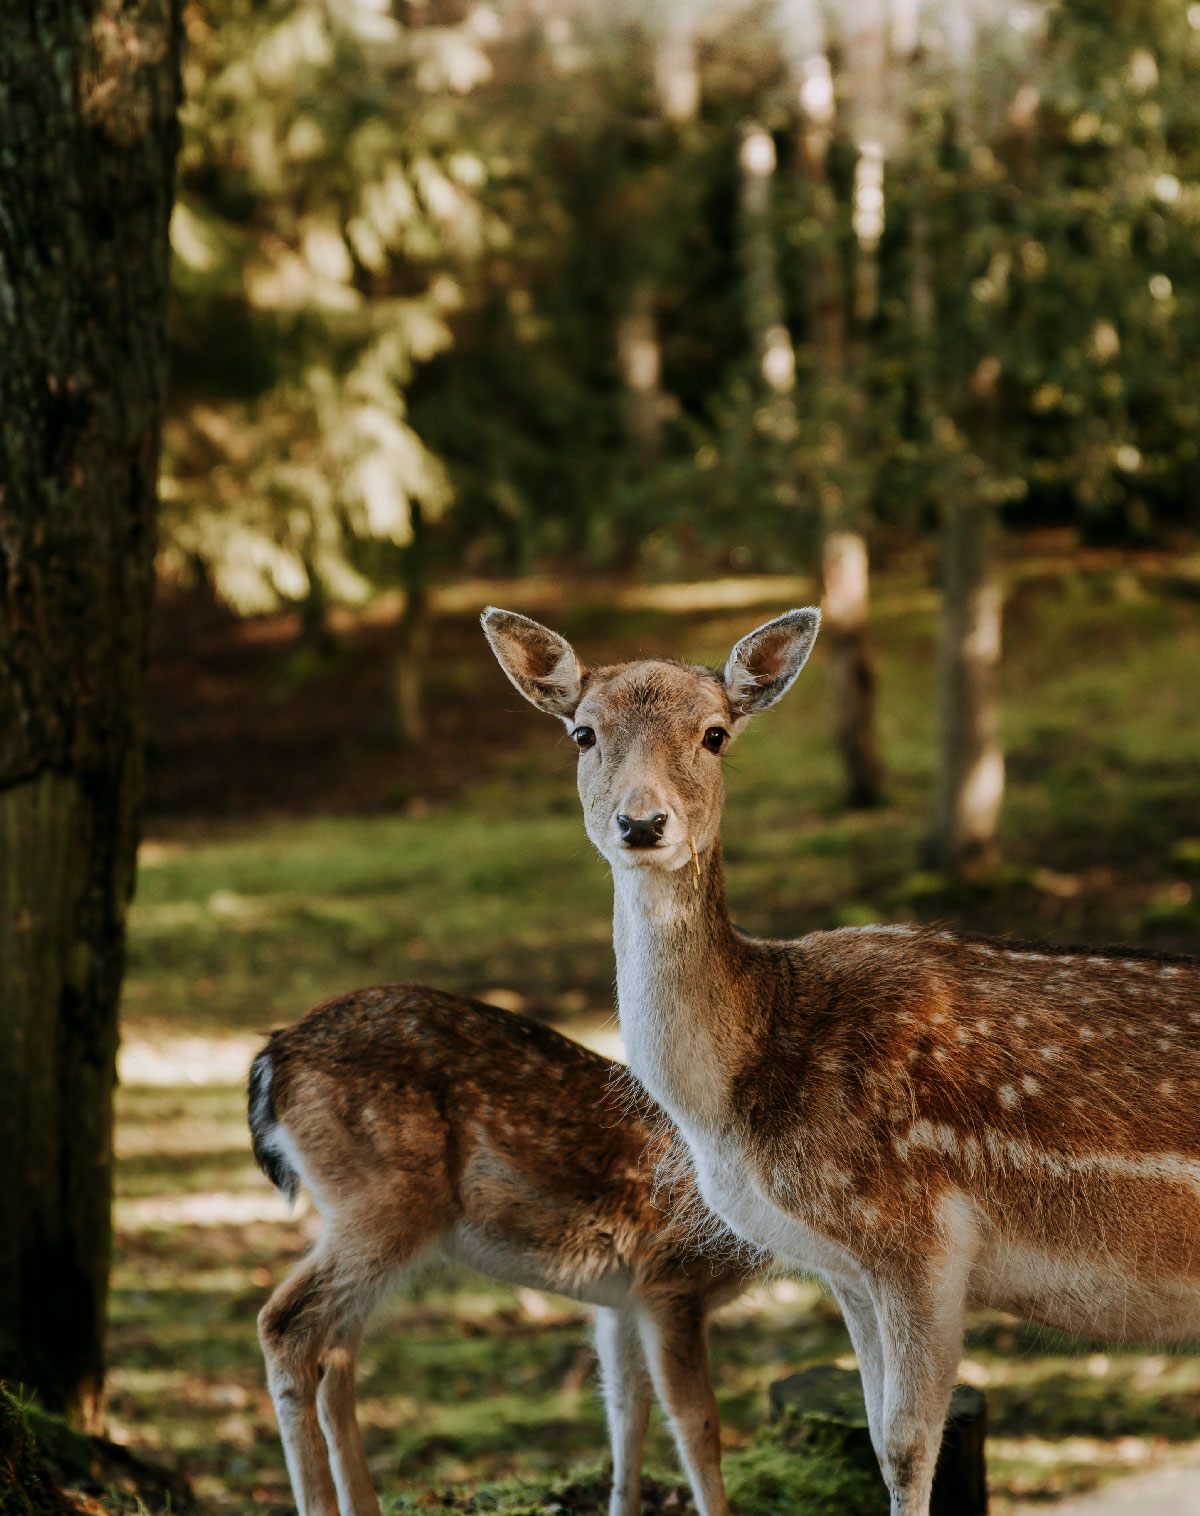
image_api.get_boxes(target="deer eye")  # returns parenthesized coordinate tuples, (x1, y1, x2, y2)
(702, 726, 729, 754)
(571, 726, 596, 751)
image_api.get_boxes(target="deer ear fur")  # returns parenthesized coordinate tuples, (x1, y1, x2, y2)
(481, 608, 585, 718)
(723, 608, 820, 717)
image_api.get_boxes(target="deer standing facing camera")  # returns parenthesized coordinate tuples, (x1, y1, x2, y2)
(483, 604, 1200, 1516)
(250, 983, 758, 1516)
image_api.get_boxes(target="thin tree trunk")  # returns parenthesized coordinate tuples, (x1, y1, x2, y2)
(823, 533, 886, 806)
(932, 501, 1004, 872)
(388, 504, 431, 747)
(617, 279, 664, 475)
(389, 586, 430, 747)
(738, 124, 796, 401)
(298, 560, 337, 659)
(783, 0, 886, 807)
(927, 4, 1006, 873)
(654, 0, 700, 124)
(0, 0, 182, 1428)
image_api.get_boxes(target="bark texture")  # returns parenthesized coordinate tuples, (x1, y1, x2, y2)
(932, 501, 1004, 873)
(0, 0, 182, 1427)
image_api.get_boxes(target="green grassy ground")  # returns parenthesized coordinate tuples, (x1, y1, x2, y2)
(109, 563, 1200, 1513)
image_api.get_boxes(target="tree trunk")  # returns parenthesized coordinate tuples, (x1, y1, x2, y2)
(0, 0, 182, 1429)
(388, 506, 432, 748)
(781, 3, 886, 808)
(654, 2, 700, 124)
(617, 279, 664, 474)
(823, 532, 886, 807)
(738, 124, 796, 400)
(932, 500, 1004, 873)
(768, 1365, 988, 1515)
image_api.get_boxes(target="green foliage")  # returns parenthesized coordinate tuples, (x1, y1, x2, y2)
(166, 0, 1200, 600)
(164, 0, 475, 612)
(724, 1420, 889, 1516)
(0, 1387, 94, 1516)
(107, 566, 1199, 1510)
(0, 1386, 39, 1516)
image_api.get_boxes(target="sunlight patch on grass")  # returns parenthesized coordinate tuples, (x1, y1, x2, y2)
(115, 1189, 312, 1230)
(119, 1033, 264, 1088)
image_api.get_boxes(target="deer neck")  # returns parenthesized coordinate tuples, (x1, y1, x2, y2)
(611, 840, 747, 1133)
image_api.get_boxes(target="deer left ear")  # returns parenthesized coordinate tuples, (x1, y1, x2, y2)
(723, 608, 821, 717)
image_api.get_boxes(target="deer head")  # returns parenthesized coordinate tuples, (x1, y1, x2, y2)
(482, 607, 821, 875)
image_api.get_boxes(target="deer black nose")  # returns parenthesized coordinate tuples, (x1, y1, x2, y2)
(617, 812, 668, 848)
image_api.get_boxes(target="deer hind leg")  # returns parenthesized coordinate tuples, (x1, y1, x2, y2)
(635, 1297, 730, 1516)
(317, 1311, 385, 1516)
(594, 1306, 653, 1516)
(259, 1250, 345, 1516)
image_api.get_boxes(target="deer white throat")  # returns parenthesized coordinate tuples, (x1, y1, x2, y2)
(610, 845, 740, 1133)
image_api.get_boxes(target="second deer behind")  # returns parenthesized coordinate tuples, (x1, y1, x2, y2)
(250, 983, 760, 1516)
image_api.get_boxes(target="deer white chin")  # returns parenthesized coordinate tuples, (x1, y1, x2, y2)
(610, 839, 692, 873)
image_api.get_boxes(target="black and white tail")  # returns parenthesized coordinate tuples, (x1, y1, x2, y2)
(248, 1041, 300, 1205)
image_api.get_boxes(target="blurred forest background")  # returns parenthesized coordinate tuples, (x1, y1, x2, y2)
(17, 0, 1200, 1509)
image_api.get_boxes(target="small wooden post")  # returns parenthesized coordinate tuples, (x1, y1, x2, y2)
(769, 1365, 987, 1514)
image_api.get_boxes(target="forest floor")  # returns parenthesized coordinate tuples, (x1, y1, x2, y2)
(105, 550, 1200, 1514)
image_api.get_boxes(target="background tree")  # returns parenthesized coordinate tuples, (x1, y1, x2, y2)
(0, 0, 183, 1427)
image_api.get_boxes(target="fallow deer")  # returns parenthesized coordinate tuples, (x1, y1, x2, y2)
(249, 982, 758, 1516)
(482, 605, 1200, 1516)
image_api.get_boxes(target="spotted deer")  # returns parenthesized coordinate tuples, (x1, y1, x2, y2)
(482, 605, 1200, 1516)
(249, 983, 758, 1516)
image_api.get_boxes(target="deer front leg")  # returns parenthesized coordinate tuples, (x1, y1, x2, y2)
(870, 1258, 972, 1516)
(316, 1318, 383, 1516)
(594, 1306, 653, 1516)
(259, 1255, 342, 1516)
(824, 1272, 886, 1454)
(635, 1296, 730, 1516)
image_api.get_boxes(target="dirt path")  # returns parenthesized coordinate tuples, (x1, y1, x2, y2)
(1014, 1457, 1200, 1514)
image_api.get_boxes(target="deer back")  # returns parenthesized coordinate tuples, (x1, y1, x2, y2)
(250, 984, 754, 1308)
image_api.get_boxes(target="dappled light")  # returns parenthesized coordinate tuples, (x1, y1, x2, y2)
(5, 0, 1200, 1512)
(97, 568, 1200, 1510)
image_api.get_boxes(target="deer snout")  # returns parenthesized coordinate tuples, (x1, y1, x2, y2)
(617, 811, 668, 848)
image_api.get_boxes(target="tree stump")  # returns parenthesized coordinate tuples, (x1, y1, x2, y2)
(768, 1365, 987, 1515)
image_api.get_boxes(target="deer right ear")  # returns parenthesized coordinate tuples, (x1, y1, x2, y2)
(481, 608, 585, 718)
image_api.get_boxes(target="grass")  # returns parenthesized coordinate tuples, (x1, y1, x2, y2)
(106, 563, 1200, 1513)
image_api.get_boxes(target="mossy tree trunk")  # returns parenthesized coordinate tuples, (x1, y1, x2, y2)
(0, 0, 182, 1429)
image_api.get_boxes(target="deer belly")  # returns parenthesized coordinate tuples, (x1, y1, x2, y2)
(441, 1221, 636, 1309)
(973, 1238, 1200, 1343)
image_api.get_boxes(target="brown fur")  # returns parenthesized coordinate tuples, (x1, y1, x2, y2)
(482, 605, 1200, 1516)
(250, 984, 756, 1516)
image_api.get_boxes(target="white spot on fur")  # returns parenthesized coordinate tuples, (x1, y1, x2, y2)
(999, 1084, 1020, 1109)
(1022, 1075, 1041, 1096)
